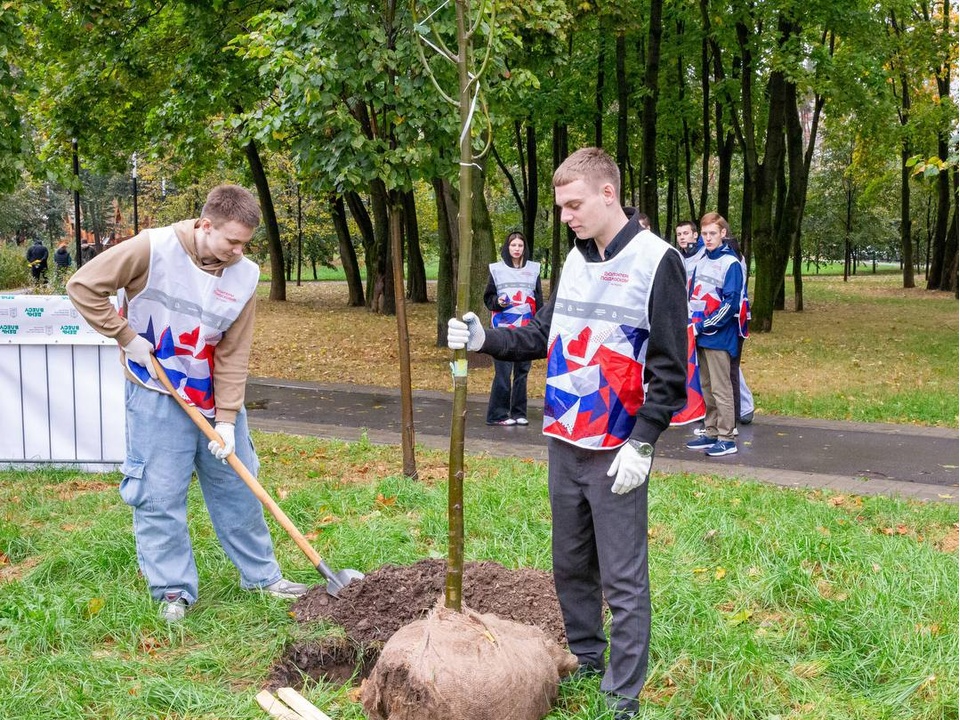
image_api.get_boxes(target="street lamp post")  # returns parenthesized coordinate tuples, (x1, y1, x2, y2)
(132, 153, 139, 236)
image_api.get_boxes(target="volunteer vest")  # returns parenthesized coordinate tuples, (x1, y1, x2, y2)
(543, 231, 669, 449)
(125, 227, 259, 417)
(489, 261, 540, 328)
(683, 246, 705, 286)
(688, 251, 742, 326)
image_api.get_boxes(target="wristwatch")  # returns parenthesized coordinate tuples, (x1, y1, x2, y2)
(627, 439, 654, 458)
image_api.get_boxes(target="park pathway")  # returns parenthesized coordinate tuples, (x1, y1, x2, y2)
(244, 378, 958, 503)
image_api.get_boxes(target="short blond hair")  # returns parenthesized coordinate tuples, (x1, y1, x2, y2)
(202, 185, 261, 229)
(553, 147, 620, 197)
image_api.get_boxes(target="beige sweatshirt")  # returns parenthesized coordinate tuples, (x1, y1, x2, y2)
(66, 219, 257, 424)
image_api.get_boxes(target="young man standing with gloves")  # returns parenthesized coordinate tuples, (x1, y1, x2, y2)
(448, 148, 687, 720)
(67, 184, 306, 622)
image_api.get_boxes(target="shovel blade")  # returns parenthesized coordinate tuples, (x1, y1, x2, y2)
(317, 560, 364, 597)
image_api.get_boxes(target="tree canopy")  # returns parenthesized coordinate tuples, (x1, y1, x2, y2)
(4, 0, 957, 321)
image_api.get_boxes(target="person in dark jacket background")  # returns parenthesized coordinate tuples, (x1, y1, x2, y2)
(53, 243, 72, 277)
(26, 239, 49, 284)
(481, 230, 544, 426)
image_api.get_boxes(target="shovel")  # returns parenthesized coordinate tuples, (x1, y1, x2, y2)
(150, 356, 364, 597)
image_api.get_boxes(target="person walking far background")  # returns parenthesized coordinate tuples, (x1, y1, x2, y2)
(53, 242, 72, 280)
(685, 212, 744, 457)
(449, 147, 688, 720)
(482, 230, 543, 426)
(26, 238, 49, 285)
(66, 184, 307, 623)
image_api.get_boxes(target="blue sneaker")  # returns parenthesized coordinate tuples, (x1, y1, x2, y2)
(686, 436, 717, 450)
(705, 440, 738, 457)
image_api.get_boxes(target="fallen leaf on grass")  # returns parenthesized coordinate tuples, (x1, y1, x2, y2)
(85, 597, 105, 617)
(376, 493, 397, 507)
(792, 660, 827, 678)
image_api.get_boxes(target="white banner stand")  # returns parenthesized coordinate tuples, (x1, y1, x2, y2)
(0, 294, 125, 471)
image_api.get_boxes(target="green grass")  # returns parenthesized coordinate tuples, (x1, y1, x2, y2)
(745, 274, 958, 427)
(1, 437, 956, 719)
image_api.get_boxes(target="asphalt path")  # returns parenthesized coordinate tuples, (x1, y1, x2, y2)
(244, 378, 958, 503)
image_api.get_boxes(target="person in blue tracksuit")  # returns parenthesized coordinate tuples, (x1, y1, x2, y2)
(685, 212, 744, 457)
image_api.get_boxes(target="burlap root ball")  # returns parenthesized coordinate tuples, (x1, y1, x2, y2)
(361, 601, 578, 720)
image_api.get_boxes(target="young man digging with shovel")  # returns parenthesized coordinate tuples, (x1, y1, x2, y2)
(67, 184, 307, 622)
(449, 148, 688, 719)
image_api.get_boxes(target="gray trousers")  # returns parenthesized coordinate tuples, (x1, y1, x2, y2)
(547, 438, 650, 703)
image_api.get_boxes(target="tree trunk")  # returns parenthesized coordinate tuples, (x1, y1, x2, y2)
(639, 0, 663, 233)
(330, 193, 364, 307)
(551, 121, 567, 295)
(739, 17, 791, 332)
(470, 149, 496, 316)
(389, 192, 418, 479)
(244, 139, 285, 301)
(433, 176, 458, 345)
(345, 191, 377, 306)
(942, 165, 959, 293)
(899, 141, 915, 289)
(403, 189, 428, 302)
(370, 178, 395, 314)
(616, 31, 629, 207)
(525, 124, 538, 247)
(594, 21, 606, 148)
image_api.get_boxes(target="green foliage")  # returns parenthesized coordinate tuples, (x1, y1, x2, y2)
(0, 242, 32, 289)
(0, 442, 956, 719)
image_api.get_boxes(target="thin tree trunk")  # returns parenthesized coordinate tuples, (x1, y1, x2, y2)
(244, 139, 285, 301)
(639, 0, 664, 232)
(525, 124, 538, 247)
(403, 189, 428, 302)
(330, 193, 364, 306)
(389, 192, 417, 479)
(370, 178, 395, 313)
(616, 31, 629, 207)
(345, 191, 377, 307)
(594, 22, 606, 148)
(433, 176, 458, 345)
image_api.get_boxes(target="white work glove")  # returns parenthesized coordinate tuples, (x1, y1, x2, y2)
(208, 422, 236, 460)
(447, 312, 486, 351)
(607, 443, 652, 495)
(123, 336, 157, 379)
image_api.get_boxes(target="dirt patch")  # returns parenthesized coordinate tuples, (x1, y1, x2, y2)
(267, 559, 566, 690)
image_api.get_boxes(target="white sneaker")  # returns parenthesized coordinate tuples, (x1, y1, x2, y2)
(514, 417, 529, 426)
(733, 427, 739, 437)
(263, 578, 310, 598)
(693, 427, 708, 436)
(159, 598, 187, 622)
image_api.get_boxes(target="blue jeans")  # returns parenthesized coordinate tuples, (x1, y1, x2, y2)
(119, 381, 282, 604)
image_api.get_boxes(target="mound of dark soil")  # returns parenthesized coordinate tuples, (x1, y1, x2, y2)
(268, 559, 566, 690)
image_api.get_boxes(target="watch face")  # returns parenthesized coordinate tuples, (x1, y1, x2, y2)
(630, 440, 654, 457)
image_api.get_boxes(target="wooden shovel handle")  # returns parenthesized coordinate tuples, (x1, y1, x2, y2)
(150, 356, 323, 569)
